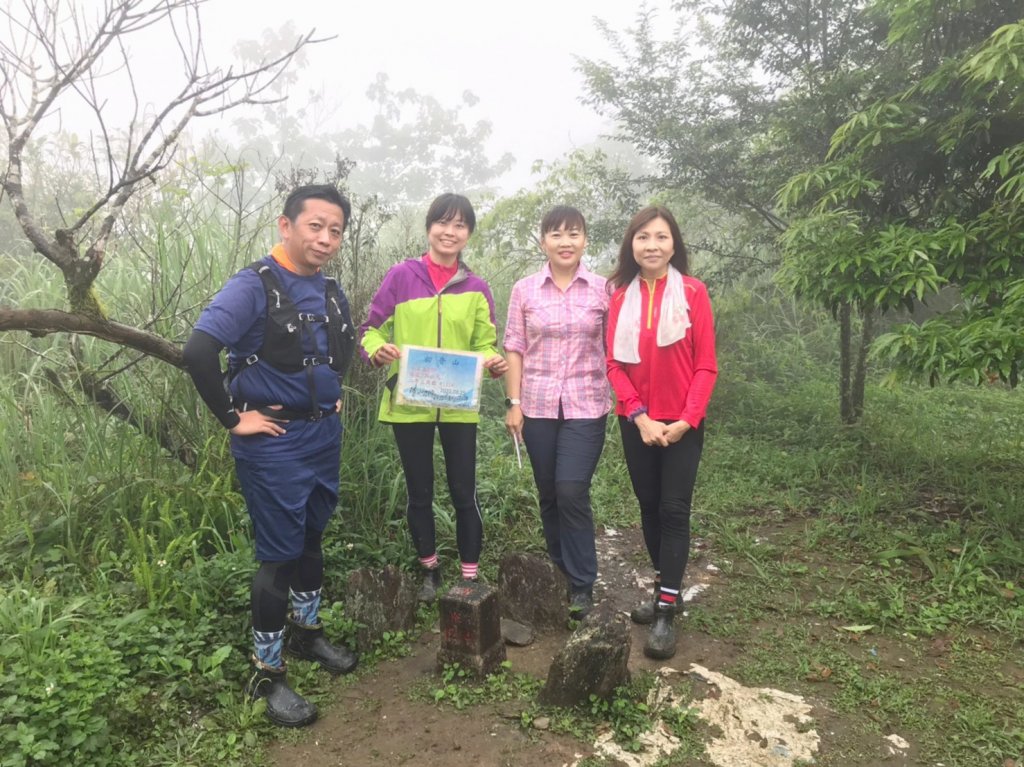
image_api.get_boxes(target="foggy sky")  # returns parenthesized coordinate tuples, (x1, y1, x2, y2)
(196, 0, 675, 192)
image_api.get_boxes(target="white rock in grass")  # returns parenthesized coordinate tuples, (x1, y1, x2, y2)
(885, 733, 911, 754)
(688, 664, 819, 767)
(569, 663, 819, 767)
(681, 584, 707, 602)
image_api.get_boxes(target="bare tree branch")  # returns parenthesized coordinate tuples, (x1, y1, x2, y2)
(0, 308, 184, 367)
(0, 0, 322, 322)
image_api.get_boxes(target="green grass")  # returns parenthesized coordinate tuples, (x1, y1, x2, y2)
(677, 289, 1024, 765)
(413, 660, 544, 711)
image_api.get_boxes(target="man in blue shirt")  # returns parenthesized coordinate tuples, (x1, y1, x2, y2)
(183, 185, 357, 727)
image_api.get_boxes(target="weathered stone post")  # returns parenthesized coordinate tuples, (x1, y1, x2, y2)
(540, 603, 631, 706)
(497, 552, 568, 631)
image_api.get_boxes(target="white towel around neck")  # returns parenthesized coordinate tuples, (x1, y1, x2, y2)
(612, 266, 691, 363)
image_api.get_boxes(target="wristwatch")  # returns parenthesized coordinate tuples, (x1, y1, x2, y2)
(504, 397, 521, 409)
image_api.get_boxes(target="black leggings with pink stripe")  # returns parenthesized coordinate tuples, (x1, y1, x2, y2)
(392, 422, 482, 564)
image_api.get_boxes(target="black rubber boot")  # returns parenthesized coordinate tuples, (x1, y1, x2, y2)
(643, 601, 678, 660)
(630, 580, 661, 625)
(417, 567, 443, 603)
(247, 662, 318, 727)
(285, 621, 358, 675)
(568, 585, 594, 620)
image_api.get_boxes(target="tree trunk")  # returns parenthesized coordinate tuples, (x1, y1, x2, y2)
(852, 307, 873, 422)
(63, 250, 105, 318)
(839, 302, 854, 423)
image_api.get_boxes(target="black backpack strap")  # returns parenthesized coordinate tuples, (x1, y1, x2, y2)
(224, 263, 278, 380)
(237, 261, 344, 412)
(325, 278, 356, 382)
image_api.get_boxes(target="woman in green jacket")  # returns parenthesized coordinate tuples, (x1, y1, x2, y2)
(359, 193, 507, 601)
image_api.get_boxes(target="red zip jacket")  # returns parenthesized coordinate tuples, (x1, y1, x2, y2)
(606, 274, 718, 427)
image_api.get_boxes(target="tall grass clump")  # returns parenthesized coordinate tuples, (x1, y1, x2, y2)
(0, 187, 291, 764)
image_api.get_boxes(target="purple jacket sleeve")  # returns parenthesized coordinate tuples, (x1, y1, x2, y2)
(358, 264, 400, 365)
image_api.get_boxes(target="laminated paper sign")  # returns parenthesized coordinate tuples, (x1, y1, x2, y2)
(395, 345, 484, 411)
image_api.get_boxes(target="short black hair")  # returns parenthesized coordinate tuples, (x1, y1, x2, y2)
(425, 193, 476, 234)
(282, 185, 352, 230)
(540, 205, 587, 237)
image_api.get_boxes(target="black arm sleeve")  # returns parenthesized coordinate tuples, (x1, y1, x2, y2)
(182, 329, 240, 430)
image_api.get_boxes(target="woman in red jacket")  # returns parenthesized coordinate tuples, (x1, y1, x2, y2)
(606, 206, 718, 659)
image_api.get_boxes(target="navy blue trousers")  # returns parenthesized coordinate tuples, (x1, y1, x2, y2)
(521, 415, 607, 590)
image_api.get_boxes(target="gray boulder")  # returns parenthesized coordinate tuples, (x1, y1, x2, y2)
(497, 552, 566, 631)
(500, 618, 535, 647)
(539, 603, 631, 706)
(343, 565, 418, 651)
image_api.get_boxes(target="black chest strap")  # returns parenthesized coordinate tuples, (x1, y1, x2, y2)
(231, 262, 356, 413)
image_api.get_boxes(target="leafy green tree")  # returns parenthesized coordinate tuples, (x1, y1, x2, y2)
(578, 0, 885, 256)
(340, 74, 515, 203)
(580, 0, 1021, 421)
(234, 56, 515, 206)
(578, 1, 896, 420)
(778, 6, 1024, 409)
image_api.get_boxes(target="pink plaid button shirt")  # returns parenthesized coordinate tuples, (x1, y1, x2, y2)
(503, 263, 611, 419)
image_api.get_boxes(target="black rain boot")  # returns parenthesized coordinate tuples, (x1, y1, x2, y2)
(644, 601, 678, 660)
(285, 620, 358, 675)
(568, 585, 594, 620)
(630, 580, 661, 625)
(247, 661, 318, 727)
(417, 567, 443, 603)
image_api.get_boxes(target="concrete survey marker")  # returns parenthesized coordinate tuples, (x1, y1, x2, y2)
(436, 580, 506, 677)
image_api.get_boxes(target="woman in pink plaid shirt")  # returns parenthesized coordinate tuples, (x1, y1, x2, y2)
(503, 206, 610, 620)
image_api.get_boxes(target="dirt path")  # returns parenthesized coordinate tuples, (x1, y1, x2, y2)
(267, 527, 923, 767)
(267, 528, 737, 767)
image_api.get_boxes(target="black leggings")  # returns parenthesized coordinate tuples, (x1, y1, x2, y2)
(618, 417, 705, 594)
(392, 422, 482, 564)
(251, 526, 324, 632)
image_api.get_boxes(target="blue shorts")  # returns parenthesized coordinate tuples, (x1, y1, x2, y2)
(235, 446, 340, 562)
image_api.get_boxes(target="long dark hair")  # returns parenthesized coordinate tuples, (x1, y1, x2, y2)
(608, 206, 688, 290)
